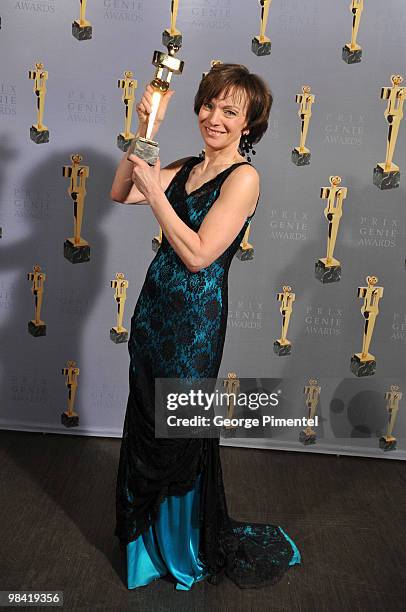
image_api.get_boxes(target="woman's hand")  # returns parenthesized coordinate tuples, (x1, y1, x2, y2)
(127, 153, 162, 201)
(136, 84, 175, 135)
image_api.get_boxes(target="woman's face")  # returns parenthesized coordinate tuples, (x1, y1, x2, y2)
(198, 87, 249, 152)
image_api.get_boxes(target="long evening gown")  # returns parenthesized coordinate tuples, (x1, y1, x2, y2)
(115, 156, 301, 590)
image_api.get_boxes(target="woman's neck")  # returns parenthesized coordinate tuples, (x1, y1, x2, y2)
(199, 145, 243, 172)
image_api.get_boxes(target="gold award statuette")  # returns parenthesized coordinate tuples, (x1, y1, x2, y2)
(72, 0, 92, 40)
(110, 273, 129, 344)
(373, 74, 405, 190)
(61, 360, 80, 428)
(162, 0, 182, 49)
(62, 154, 90, 264)
(27, 264, 46, 337)
(342, 0, 364, 64)
(252, 0, 272, 56)
(315, 176, 348, 284)
(152, 225, 163, 252)
(291, 85, 315, 166)
(28, 62, 49, 144)
(379, 385, 402, 451)
(236, 222, 254, 261)
(127, 45, 184, 166)
(299, 378, 321, 445)
(274, 285, 295, 356)
(222, 373, 240, 438)
(350, 275, 384, 377)
(117, 70, 138, 152)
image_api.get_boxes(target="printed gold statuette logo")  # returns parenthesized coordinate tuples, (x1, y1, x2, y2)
(252, 0, 272, 56)
(72, 0, 92, 41)
(28, 62, 49, 144)
(299, 378, 321, 446)
(62, 154, 90, 264)
(291, 85, 315, 166)
(379, 385, 402, 452)
(27, 264, 47, 337)
(342, 0, 364, 64)
(274, 285, 296, 356)
(373, 74, 405, 190)
(350, 275, 384, 377)
(110, 273, 129, 344)
(315, 176, 347, 284)
(117, 70, 138, 152)
(236, 222, 255, 261)
(221, 373, 240, 439)
(61, 360, 80, 428)
(152, 225, 163, 253)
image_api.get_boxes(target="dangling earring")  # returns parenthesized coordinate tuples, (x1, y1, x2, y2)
(240, 132, 256, 163)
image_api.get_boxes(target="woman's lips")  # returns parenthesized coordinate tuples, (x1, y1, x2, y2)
(205, 126, 226, 136)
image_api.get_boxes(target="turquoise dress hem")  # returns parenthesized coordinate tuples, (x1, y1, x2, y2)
(126, 473, 301, 590)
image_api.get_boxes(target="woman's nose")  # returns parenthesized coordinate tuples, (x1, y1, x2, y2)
(208, 107, 222, 124)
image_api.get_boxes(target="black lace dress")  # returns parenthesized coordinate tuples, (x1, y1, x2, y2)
(115, 156, 301, 589)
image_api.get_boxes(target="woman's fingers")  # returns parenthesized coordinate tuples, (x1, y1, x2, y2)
(136, 86, 174, 124)
(128, 152, 143, 165)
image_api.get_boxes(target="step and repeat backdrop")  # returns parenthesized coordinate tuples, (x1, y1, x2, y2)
(0, 1, 405, 459)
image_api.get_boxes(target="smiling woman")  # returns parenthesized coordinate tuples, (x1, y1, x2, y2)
(112, 63, 302, 590)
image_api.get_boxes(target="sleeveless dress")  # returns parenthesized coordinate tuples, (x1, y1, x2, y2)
(115, 156, 301, 590)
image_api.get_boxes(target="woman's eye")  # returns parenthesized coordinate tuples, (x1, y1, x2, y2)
(225, 110, 236, 116)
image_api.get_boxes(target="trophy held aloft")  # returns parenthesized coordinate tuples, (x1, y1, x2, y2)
(127, 46, 184, 166)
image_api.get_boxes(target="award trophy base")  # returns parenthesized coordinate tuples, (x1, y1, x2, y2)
(291, 148, 311, 166)
(373, 163, 400, 190)
(152, 236, 162, 253)
(236, 243, 254, 261)
(342, 44, 362, 64)
(251, 36, 271, 56)
(61, 410, 79, 427)
(273, 340, 292, 356)
(117, 133, 134, 152)
(28, 320, 46, 337)
(350, 353, 376, 377)
(30, 125, 49, 144)
(299, 429, 316, 445)
(110, 327, 129, 344)
(64, 238, 90, 264)
(315, 258, 341, 284)
(127, 136, 159, 166)
(72, 20, 92, 41)
(379, 436, 397, 451)
(162, 29, 182, 49)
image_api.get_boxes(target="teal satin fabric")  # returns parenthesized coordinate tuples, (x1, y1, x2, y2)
(127, 473, 208, 590)
(127, 472, 301, 590)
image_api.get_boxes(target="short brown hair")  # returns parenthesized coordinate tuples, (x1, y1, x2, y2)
(194, 63, 273, 150)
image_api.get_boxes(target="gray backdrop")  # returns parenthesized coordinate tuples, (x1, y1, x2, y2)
(0, 0, 405, 459)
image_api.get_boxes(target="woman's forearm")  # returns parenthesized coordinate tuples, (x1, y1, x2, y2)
(148, 187, 202, 272)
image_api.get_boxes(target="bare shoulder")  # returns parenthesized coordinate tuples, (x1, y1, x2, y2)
(160, 156, 194, 191)
(223, 163, 260, 192)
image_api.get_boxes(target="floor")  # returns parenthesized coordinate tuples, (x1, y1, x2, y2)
(0, 430, 405, 611)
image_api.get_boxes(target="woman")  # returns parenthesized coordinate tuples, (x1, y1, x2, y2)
(111, 63, 301, 590)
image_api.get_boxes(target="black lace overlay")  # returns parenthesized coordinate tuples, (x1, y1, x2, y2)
(115, 157, 299, 588)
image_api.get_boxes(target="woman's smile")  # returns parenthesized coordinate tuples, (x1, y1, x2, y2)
(205, 126, 226, 136)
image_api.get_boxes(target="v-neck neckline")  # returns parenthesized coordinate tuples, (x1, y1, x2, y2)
(183, 157, 248, 198)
